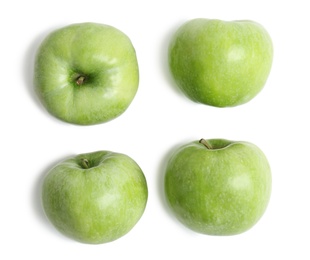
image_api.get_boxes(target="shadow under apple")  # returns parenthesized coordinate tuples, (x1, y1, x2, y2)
(31, 153, 72, 239)
(22, 25, 62, 116)
(158, 19, 186, 98)
(156, 141, 184, 220)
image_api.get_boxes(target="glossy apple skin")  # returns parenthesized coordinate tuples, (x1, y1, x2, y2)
(34, 23, 139, 125)
(169, 19, 273, 107)
(164, 139, 271, 235)
(41, 151, 148, 244)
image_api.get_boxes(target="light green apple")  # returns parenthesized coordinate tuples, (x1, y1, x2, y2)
(164, 138, 271, 235)
(168, 19, 273, 107)
(34, 22, 139, 125)
(41, 150, 148, 244)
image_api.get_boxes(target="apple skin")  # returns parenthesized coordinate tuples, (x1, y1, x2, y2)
(164, 139, 271, 235)
(41, 151, 148, 244)
(34, 22, 139, 125)
(168, 19, 273, 107)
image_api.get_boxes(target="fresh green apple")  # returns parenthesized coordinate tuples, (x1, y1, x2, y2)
(164, 138, 271, 235)
(168, 19, 273, 107)
(34, 22, 139, 125)
(41, 150, 148, 244)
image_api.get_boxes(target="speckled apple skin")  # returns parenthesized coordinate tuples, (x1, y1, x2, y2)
(42, 151, 148, 244)
(34, 23, 139, 125)
(169, 19, 273, 107)
(164, 139, 271, 235)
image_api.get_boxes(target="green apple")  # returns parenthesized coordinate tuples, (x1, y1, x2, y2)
(164, 138, 271, 235)
(41, 150, 148, 244)
(168, 19, 273, 107)
(34, 22, 139, 125)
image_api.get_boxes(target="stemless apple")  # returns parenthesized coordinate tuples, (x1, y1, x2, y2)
(41, 150, 148, 244)
(164, 138, 272, 235)
(168, 19, 273, 107)
(34, 22, 139, 125)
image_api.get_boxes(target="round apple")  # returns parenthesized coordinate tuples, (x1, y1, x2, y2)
(41, 150, 148, 244)
(34, 22, 139, 125)
(164, 139, 271, 235)
(168, 19, 273, 107)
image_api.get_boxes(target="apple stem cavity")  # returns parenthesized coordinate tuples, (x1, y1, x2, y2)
(80, 158, 90, 169)
(199, 139, 213, 149)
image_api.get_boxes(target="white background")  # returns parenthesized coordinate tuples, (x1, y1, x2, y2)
(1, 0, 309, 259)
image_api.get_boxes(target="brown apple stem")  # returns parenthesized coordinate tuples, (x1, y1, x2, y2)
(199, 139, 213, 149)
(81, 158, 89, 169)
(76, 76, 86, 85)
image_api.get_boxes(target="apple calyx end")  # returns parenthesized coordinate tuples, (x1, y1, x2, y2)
(76, 75, 86, 86)
(199, 139, 213, 149)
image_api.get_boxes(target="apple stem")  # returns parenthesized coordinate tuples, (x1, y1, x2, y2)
(81, 158, 89, 169)
(76, 76, 86, 85)
(199, 139, 213, 149)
